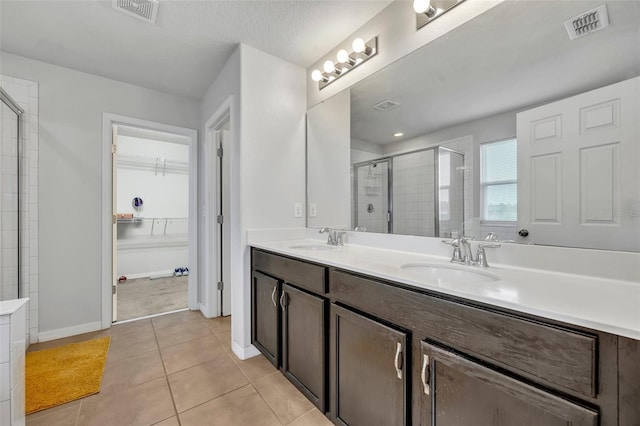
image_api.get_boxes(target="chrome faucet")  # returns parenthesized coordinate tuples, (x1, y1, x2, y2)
(442, 233, 501, 267)
(319, 228, 346, 246)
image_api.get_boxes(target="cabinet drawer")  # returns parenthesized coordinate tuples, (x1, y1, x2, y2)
(253, 250, 326, 294)
(330, 269, 598, 398)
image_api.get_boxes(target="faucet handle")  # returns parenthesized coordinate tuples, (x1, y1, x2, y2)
(335, 231, 346, 246)
(476, 243, 500, 267)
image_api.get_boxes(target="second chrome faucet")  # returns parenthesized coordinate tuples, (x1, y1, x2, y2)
(443, 233, 501, 267)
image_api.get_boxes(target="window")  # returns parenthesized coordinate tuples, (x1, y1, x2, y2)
(481, 139, 517, 222)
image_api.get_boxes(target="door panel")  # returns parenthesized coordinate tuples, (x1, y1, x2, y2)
(331, 303, 408, 426)
(281, 284, 326, 411)
(420, 342, 598, 426)
(252, 271, 280, 366)
(517, 77, 639, 251)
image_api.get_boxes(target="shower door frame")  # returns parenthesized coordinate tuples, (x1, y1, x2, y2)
(352, 145, 465, 238)
(353, 157, 393, 234)
(0, 87, 24, 300)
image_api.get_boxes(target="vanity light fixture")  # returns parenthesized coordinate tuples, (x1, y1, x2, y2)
(414, 0, 466, 31)
(310, 36, 378, 90)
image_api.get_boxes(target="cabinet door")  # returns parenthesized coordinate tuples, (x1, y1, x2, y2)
(331, 304, 409, 426)
(419, 341, 598, 426)
(251, 271, 280, 367)
(281, 284, 327, 412)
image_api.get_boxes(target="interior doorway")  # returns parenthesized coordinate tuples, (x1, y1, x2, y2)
(101, 114, 198, 328)
(113, 126, 191, 322)
(204, 108, 231, 318)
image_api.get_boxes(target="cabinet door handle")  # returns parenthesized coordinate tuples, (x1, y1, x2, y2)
(394, 342, 403, 380)
(421, 354, 430, 395)
(271, 286, 277, 308)
(279, 292, 286, 311)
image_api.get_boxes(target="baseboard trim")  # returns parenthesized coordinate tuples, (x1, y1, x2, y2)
(119, 270, 176, 280)
(199, 302, 217, 319)
(232, 341, 261, 360)
(38, 321, 103, 342)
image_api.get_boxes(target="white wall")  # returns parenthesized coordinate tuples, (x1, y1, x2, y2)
(307, 89, 351, 229)
(199, 47, 241, 319)
(198, 44, 306, 358)
(237, 44, 306, 355)
(0, 52, 200, 337)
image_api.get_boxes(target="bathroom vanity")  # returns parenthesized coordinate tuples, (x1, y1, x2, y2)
(250, 242, 639, 426)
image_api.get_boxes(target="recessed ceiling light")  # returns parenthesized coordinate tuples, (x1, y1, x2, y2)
(394, 132, 404, 137)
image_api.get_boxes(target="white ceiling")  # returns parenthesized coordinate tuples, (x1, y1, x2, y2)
(0, 0, 392, 99)
(351, 0, 640, 145)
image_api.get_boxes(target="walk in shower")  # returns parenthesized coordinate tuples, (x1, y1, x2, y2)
(0, 87, 23, 301)
(353, 146, 465, 237)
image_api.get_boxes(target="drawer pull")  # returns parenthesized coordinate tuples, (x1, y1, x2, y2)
(279, 292, 286, 310)
(271, 286, 277, 308)
(394, 342, 403, 380)
(421, 354, 430, 395)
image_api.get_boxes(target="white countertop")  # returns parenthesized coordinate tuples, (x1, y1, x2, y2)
(0, 298, 29, 316)
(250, 239, 640, 340)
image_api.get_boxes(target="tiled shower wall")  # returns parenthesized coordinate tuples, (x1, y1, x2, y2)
(0, 75, 39, 344)
(392, 150, 435, 236)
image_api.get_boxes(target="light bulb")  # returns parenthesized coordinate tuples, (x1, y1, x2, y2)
(311, 70, 323, 82)
(393, 132, 404, 137)
(336, 49, 350, 64)
(352, 38, 366, 53)
(413, 0, 430, 13)
(323, 60, 336, 73)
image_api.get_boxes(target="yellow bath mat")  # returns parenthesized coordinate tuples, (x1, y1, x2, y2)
(26, 336, 111, 414)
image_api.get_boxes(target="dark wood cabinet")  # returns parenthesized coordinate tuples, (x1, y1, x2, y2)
(251, 271, 280, 367)
(251, 250, 328, 412)
(420, 341, 599, 426)
(250, 248, 638, 425)
(281, 283, 327, 411)
(330, 303, 409, 426)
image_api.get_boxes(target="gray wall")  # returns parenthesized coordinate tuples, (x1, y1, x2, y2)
(0, 52, 200, 335)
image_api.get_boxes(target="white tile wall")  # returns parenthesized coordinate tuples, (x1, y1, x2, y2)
(1, 75, 39, 345)
(393, 150, 436, 237)
(0, 299, 27, 426)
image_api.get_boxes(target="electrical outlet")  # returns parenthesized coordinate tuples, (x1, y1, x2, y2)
(294, 202, 303, 218)
(309, 203, 317, 217)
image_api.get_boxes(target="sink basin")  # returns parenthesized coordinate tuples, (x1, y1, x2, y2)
(400, 263, 499, 285)
(288, 244, 336, 251)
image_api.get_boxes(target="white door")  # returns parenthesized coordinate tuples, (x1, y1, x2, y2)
(112, 124, 118, 321)
(517, 77, 639, 251)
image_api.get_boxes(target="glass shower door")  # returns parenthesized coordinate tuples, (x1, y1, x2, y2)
(354, 160, 390, 233)
(0, 91, 21, 301)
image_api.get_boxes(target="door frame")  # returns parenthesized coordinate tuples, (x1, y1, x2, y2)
(202, 98, 233, 317)
(101, 113, 198, 328)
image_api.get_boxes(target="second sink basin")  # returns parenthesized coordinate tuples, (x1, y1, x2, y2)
(400, 263, 500, 286)
(288, 244, 336, 251)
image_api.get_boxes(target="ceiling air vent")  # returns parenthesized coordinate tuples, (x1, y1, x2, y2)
(371, 100, 400, 112)
(564, 4, 609, 40)
(113, 0, 159, 24)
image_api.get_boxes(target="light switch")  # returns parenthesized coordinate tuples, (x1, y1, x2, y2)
(309, 203, 317, 217)
(294, 203, 303, 218)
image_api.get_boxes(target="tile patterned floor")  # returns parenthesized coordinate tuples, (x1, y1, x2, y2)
(26, 311, 333, 426)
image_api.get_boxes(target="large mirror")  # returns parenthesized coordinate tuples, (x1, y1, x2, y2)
(307, 0, 640, 252)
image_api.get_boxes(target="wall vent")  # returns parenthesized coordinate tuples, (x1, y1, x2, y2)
(113, 0, 159, 24)
(371, 100, 400, 112)
(564, 5, 609, 40)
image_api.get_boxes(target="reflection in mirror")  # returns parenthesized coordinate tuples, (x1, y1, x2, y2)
(307, 0, 640, 252)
